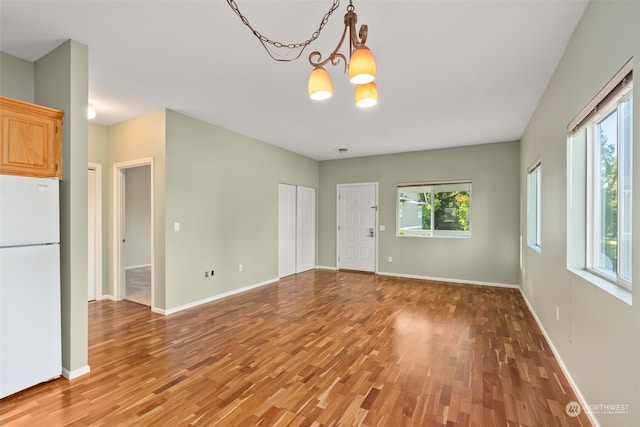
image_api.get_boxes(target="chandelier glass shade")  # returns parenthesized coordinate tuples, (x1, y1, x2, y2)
(354, 81, 378, 108)
(348, 47, 376, 85)
(308, 67, 333, 101)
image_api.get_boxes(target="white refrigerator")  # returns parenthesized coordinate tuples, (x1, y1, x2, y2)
(0, 174, 62, 398)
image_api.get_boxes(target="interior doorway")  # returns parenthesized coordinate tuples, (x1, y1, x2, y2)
(113, 158, 154, 308)
(88, 164, 102, 301)
(337, 182, 378, 272)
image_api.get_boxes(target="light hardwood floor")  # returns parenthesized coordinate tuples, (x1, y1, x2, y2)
(0, 270, 592, 426)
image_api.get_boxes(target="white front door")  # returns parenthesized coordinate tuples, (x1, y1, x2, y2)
(337, 183, 377, 272)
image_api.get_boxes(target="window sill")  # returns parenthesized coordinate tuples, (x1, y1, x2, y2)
(568, 268, 632, 306)
(396, 233, 471, 239)
(527, 244, 541, 254)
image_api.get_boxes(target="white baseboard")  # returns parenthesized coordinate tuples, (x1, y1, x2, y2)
(377, 271, 520, 289)
(156, 277, 280, 315)
(62, 365, 90, 380)
(100, 294, 117, 301)
(316, 265, 338, 271)
(518, 290, 600, 427)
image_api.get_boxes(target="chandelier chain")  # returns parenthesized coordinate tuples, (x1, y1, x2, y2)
(226, 0, 341, 61)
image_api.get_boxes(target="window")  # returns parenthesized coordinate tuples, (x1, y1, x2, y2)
(568, 63, 632, 293)
(397, 181, 471, 237)
(527, 161, 542, 250)
(587, 87, 633, 288)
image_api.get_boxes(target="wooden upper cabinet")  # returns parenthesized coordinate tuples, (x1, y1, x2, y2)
(0, 96, 64, 179)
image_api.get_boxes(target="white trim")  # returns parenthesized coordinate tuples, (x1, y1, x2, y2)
(316, 265, 338, 271)
(377, 271, 519, 289)
(100, 294, 117, 301)
(518, 289, 600, 427)
(88, 163, 103, 301)
(155, 277, 279, 316)
(62, 365, 91, 380)
(125, 264, 152, 270)
(397, 178, 472, 187)
(113, 158, 155, 311)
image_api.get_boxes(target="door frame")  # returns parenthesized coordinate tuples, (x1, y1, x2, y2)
(113, 158, 154, 307)
(336, 182, 379, 273)
(88, 163, 103, 300)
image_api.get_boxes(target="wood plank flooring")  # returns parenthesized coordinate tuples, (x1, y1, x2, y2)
(0, 270, 592, 426)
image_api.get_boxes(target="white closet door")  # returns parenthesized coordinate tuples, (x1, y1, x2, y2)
(296, 186, 316, 273)
(278, 184, 297, 278)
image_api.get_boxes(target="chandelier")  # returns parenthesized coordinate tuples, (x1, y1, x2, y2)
(227, 0, 378, 108)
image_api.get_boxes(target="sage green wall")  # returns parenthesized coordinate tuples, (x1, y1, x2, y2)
(106, 110, 166, 309)
(164, 110, 319, 309)
(34, 40, 89, 377)
(520, 1, 639, 425)
(0, 52, 34, 102)
(318, 141, 520, 286)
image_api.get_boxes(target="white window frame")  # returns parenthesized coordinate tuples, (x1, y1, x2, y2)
(585, 87, 633, 290)
(526, 160, 542, 251)
(396, 181, 472, 238)
(567, 61, 633, 298)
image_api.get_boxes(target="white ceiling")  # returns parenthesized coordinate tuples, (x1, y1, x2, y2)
(0, 0, 587, 160)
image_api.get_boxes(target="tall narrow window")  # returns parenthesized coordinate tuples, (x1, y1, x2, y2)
(527, 161, 541, 250)
(587, 88, 633, 288)
(568, 63, 633, 293)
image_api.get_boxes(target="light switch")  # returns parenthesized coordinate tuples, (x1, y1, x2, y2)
(174, 222, 180, 232)
(379, 225, 386, 231)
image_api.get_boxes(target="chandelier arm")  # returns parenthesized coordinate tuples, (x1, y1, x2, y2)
(357, 24, 368, 46)
(308, 19, 350, 71)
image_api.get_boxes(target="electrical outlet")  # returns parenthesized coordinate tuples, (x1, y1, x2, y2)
(388, 256, 393, 262)
(556, 306, 560, 321)
(239, 264, 243, 272)
(204, 271, 209, 278)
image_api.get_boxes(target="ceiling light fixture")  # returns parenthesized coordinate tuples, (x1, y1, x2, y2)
(227, 0, 377, 107)
(308, 1, 377, 107)
(87, 105, 96, 120)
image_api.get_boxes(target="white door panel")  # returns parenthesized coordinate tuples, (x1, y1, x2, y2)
(296, 186, 316, 273)
(278, 184, 296, 278)
(338, 183, 377, 272)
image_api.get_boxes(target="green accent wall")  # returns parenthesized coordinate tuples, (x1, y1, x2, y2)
(318, 141, 521, 286)
(520, 1, 639, 425)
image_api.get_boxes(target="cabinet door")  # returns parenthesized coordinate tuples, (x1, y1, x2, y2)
(0, 97, 63, 179)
